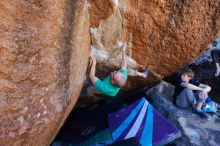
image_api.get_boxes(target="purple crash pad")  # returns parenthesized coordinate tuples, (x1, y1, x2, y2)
(108, 97, 181, 146)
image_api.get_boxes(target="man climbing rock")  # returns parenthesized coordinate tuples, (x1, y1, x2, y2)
(88, 43, 128, 97)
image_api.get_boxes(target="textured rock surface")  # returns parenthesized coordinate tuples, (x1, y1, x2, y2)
(146, 82, 220, 146)
(1, 0, 220, 145)
(0, 0, 90, 145)
(89, 0, 220, 88)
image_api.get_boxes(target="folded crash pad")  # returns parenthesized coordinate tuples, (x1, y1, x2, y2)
(108, 97, 181, 146)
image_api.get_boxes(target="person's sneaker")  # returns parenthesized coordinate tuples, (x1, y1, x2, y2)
(192, 109, 209, 119)
(141, 69, 149, 78)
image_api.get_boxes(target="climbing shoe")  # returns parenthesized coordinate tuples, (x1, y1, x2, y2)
(192, 109, 210, 119)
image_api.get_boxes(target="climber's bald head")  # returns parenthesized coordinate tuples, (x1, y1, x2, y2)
(110, 71, 126, 87)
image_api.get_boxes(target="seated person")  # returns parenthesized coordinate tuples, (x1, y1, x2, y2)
(173, 69, 211, 117)
(88, 43, 128, 97)
(210, 37, 220, 76)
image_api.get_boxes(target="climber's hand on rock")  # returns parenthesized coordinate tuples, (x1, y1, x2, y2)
(91, 56, 96, 65)
(122, 43, 127, 52)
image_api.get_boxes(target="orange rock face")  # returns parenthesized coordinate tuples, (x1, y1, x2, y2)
(89, 0, 220, 88)
(0, 0, 90, 145)
(1, 0, 220, 145)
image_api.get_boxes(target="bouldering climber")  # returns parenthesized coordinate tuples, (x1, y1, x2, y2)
(88, 43, 128, 97)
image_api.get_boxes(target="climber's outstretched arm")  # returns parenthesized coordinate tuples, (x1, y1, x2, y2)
(121, 43, 127, 70)
(89, 56, 99, 85)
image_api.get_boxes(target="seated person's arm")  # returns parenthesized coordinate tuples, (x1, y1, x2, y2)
(121, 43, 127, 70)
(199, 83, 211, 92)
(89, 56, 99, 85)
(180, 82, 204, 91)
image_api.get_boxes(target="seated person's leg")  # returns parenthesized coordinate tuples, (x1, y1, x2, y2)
(176, 88, 196, 108)
(185, 88, 197, 106)
(196, 91, 208, 110)
(192, 92, 209, 118)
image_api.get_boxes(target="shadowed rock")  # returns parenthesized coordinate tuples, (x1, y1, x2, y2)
(146, 81, 220, 146)
(1, 0, 220, 145)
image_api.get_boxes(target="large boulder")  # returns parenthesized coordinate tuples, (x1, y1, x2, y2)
(0, 0, 90, 145)
(88, 0, 220, 88)
(1, 0, 220, 145)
